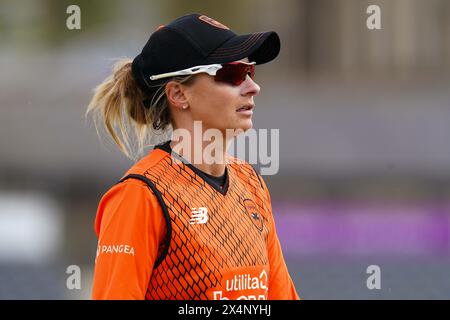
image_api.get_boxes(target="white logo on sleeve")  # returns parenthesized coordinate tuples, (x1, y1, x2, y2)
(190, 207, 208, 224)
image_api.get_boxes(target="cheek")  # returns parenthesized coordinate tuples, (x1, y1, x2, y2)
(191, 84, 238, 117)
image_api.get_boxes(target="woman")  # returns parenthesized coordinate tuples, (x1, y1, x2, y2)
(86, 13, 299, 300)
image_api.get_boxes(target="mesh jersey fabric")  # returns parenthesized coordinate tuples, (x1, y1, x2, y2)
(92, 146, 300, 300)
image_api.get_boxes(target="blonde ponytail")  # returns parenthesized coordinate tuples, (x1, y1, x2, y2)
(85, 58, 194, 161)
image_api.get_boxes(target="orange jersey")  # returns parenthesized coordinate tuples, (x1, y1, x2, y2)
(92, 143, 300, 300)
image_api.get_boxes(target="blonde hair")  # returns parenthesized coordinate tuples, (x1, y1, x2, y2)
(85, 58, 194, 161)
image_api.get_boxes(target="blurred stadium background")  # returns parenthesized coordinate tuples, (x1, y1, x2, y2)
(1, 0, 450, 299)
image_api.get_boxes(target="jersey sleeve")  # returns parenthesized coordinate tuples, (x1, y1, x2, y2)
(260, 176, 300, 300)
(91, 179, 166, 300)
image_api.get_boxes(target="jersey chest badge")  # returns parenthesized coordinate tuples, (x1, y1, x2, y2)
(243, 199, 264, 232)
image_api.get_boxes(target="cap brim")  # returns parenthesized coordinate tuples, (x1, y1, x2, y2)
(206, 31, 280, 65)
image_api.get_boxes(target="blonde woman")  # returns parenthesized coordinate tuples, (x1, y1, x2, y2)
(86, 13, 299, 300)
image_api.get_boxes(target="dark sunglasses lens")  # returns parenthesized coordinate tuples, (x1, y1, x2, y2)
(247, 65, 255, 79)
(215, 64, 254, 86)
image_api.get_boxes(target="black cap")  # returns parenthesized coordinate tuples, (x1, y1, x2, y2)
(132, 13, 281, 97)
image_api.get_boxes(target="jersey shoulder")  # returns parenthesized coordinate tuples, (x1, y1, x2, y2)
(122, 148, 170, 178)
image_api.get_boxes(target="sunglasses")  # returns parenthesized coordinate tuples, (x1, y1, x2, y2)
(149, 61, 256, 86)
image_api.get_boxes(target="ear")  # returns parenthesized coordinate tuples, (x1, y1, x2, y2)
(165, 81, 189, 111)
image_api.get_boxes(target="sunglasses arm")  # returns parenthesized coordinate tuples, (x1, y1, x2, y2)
(149, 64, 222, 81)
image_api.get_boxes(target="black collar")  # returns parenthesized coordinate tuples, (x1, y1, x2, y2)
(154, 141, 229, 195)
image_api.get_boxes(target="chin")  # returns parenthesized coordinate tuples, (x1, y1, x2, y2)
(221, 119, 253, 136)
(237, 120, 253, 132)
(241, 122, 253, 132)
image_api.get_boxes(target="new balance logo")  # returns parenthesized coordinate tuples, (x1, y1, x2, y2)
(190, 207, 208, 225)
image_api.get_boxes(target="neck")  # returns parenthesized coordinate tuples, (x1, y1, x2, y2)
(170, 132, 232, 177)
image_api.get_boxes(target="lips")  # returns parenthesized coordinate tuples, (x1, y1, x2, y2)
(236, 104, 255, 112)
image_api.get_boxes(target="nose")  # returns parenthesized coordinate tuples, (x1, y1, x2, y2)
(241, 74, 260, 97)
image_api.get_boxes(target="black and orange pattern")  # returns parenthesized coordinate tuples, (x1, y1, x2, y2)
(135, 149, 270, 299)
(92, 146, 299, 300)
